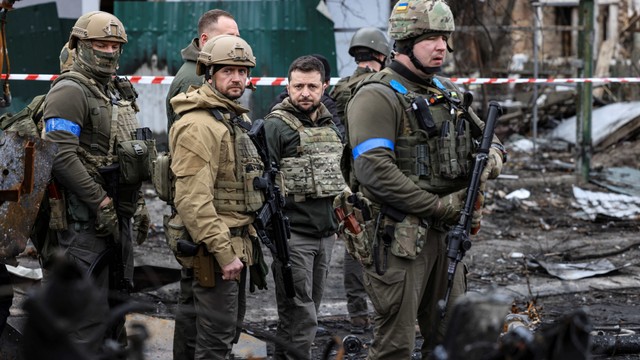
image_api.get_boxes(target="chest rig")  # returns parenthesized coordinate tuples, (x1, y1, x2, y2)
(51, 72, 141, 170)
(356, 71, 479, 194)
(269, 109, 344, 202)
(209, 109, 264, 213)
(52, 72, 148, 218)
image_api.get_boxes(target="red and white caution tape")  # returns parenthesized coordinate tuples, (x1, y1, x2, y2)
(4, 74, 640, 86)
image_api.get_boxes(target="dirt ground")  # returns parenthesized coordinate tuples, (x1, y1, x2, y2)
(3, 136, 637, 360)
(127, 135, 640, 359)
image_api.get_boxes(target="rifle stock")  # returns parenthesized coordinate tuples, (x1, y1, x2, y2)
(438, 101, 503, 319)
(248, 119, 296, 298)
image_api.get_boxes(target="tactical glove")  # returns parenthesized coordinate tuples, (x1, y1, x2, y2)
(480, 146, 505, 183)
(249, 236, 269, 293)
(436, 188, 467, 226)
(132, 197, 150, 245)
(95, 201, 119, 241)
(470, 191, 485, 235)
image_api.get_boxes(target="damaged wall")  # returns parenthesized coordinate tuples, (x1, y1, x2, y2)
(448, 0, 640, 81)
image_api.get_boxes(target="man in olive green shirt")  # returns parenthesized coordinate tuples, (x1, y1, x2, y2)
(264, 55, 344, 360)
(346, 1, 505, 359)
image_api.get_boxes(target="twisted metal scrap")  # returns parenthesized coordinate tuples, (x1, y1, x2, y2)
(0, 131, 57, 263)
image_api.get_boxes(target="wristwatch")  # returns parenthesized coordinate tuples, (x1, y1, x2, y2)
(491, 143, 508, 163)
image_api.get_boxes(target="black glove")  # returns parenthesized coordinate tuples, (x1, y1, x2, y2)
(249, 236, 269, 293)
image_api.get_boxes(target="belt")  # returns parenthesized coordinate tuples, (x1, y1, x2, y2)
(229, 226, 248, 237)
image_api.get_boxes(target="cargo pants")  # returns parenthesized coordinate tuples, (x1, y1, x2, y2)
(192, 259, 247, 360)
(363, 227, 466, 360)
(272, 232, 335, 360)
(343, 248, 369, 320)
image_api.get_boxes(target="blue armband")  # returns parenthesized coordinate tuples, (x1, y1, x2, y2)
(352, 138, 394, 160)
(45, 118, 81, 137)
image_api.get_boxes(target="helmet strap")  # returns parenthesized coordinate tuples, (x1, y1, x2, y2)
(396, 38, 441, 75)
(408, 50, 441, 75)
(354, 51, 386, 68)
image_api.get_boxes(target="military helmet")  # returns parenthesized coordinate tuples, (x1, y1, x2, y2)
(68, 11, 128, 50)
(59, 42, 75, 73)
(349, 27, 390, 57)
(388, 0, 455, 41)
(196, 35, 256, 76)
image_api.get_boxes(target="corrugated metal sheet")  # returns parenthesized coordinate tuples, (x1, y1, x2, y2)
(1, 3, 68, 114)
(115, 0, 336, 125)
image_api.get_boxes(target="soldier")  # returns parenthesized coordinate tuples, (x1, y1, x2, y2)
(345, 1, 506, 359)
(42, 11, 151, 352)
(163, 9, 240, 360)
(329, 26, 391, 334)
(264, 55, 345, 359)
(169, 34, 265, 359)
(268, 54, 344, 138)
(166, 9, 239, 133)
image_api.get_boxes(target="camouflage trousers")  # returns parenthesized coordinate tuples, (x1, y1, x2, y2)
(363, 228, 467, 360)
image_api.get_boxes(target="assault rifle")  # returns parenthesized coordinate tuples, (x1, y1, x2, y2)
(94, 163, 132, 297)
(248, 119, 295, 298)
(438, 101, 503, 319)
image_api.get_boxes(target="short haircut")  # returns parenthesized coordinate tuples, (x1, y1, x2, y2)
(310, 54, 331, 83)
(198, 9, 234, 35)
(287, 55, 325, 82)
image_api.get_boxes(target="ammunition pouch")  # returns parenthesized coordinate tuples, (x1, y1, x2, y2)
(334, 190, 374, 265)
(47, 182, 68, 231)
(117, 139, 151, 184)
(388, 214, 428, 260)
(369, 205, 428, 271)
(163, 213, 193, 268)
(152, 152, 174, 204)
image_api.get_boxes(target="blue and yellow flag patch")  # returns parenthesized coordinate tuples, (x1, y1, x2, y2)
(395, 2, 409, 12)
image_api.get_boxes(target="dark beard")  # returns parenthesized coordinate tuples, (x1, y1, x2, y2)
(294, 101, 320, 116)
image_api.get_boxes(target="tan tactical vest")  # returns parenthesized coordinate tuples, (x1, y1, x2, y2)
(209, 110, 264, 213)
(351, 70, 480, 194)
(269, 109, 345, 202)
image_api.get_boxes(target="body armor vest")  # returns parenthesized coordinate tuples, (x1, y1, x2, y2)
(51, 71, 144, 217)
(351, 70, 479, 194)
(269, 109, 344, 201)
(209, 110, 264, 213)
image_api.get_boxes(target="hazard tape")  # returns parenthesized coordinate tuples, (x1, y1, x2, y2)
(3, 74, 640, 86)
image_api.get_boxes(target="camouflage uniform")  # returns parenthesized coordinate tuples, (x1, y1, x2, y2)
(264, 97, 343, 359)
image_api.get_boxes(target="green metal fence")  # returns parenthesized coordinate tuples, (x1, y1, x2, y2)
(115, 0, 337, 118)
(1, 3, 72, 114)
